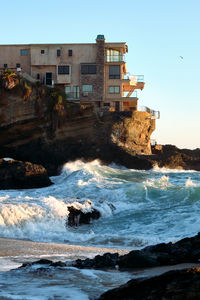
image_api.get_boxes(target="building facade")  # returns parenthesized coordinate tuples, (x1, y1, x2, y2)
(0, 35, 145, 112)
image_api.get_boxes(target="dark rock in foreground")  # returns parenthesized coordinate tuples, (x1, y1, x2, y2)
(98, 267, 200, 300)
(19, 259, 67, 268)
(0, 158, 52, 189)
(73, 232, 200, 269)
(67, 200, 101, 226)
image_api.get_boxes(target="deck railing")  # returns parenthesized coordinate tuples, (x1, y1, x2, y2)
(139, 106, 160, 119)
(105, 55, 125, 63)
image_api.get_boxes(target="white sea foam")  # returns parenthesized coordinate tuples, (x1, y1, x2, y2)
(0, 195, 10, 201)
(144, 175, 172, 189)
(153, 165, 198, 173)
(185, 177, 197, 187)
(0, 159, 200, 248)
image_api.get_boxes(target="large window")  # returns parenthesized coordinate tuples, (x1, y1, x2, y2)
(109, 86, 120, 94)
(82, 85, 93, 92)
(81, 64, 97, 74)
(106, 49, 121, 62)
(57, 49, 61, 57)
(20, 49, 29, 56)
(109, 65, 120, 79)
(58, 65, 70, 75)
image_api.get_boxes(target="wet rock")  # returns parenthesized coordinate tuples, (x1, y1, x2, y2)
(74, 253, 119, 269)
(50, 261, 67, 267)
(20, 259, 53, 268)
(98, 267, 200, 300)
(73, 232, 200, 270)
(0, 158, 52, 189)
(146, 144, 200, 171)
(67, 200, 101, 226)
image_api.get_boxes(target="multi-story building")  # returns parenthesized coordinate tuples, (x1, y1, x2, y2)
(0, 35, 145, 112)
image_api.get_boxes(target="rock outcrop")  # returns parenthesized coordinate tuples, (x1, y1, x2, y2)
(146, 144, 200, 171)
(73, 232, 200, 269)
(67, 200, 101, 226)
(0, 158, 52, 189)
(0, 83, 155, 175)
(99, 268, 200, 300)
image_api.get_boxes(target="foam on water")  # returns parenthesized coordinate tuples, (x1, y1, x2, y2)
(0, 160, 200, 248)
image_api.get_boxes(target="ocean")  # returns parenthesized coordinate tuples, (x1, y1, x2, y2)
(0, 160, 200, 299)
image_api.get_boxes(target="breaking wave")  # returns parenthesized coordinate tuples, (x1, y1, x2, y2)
(0, 160, 200, 248)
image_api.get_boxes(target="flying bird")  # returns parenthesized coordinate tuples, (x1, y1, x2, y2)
(179, 56, 184, 59)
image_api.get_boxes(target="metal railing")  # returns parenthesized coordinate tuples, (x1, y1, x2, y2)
(123, 91, 138, 98)
(105, 55, 125, 63)
(139, 106, 160, 119)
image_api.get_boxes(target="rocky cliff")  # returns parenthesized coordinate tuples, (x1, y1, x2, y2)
(0, 80, 155, 174)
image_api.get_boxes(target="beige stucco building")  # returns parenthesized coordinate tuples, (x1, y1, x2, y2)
(0, 35, 145, 112)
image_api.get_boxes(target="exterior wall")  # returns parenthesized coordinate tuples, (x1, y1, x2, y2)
(31, 65, 57, 85)
(0, 45, 31, 73)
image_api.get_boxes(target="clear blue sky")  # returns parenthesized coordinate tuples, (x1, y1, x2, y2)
(1, 0, 200, 149)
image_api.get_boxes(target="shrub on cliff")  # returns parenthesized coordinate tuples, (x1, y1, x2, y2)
(1, 69, 19, 90)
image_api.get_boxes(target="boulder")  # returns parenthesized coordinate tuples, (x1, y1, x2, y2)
(98, 268, 200, 300)
(0, 158, 52, 189)
(67, 200, 101, 227)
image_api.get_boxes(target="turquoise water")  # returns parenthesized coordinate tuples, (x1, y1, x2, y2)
(0, 160, 200, 249)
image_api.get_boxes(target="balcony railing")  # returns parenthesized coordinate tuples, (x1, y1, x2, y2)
(139, 106, 160, 119)
(123, 91, 138, 98)
(105, 55, 125, 63)
(124, 74, 144, 83)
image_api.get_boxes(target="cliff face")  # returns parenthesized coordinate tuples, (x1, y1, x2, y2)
(0, 85, 155, 174)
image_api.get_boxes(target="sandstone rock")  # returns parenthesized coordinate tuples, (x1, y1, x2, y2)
(0, 158, 52, 189)
(67, 200, 101, 226)
(98, 268, 200, 300)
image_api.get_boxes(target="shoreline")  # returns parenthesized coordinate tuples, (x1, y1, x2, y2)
(0, 237, 129, 270)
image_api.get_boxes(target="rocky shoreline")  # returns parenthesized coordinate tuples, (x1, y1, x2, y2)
(15, 232, 200, 299)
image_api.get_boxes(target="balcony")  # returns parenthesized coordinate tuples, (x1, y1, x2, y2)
(123, 74, 145, 92)
(105, 55, 125, 63)
(123, 91, 138, 99)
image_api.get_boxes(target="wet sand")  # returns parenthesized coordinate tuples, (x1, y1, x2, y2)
(0, 237, 129, 268)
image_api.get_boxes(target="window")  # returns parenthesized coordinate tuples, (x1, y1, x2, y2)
(57, 49, 61, 57)
(81, 64, 96, 74)
(4, 64, 7, 69)
(20, 49, 29, 56)
(16, 63, 21, 68)
(58, 65, 70, 75)
(82, 85, 93, 92)
(68, 49, 72, 56)
(106, 49, 121, 62)
(104, 103, 110, 107)
(65, 86, 71, 94)
(109, 65, 120, 79)
(73, 86, 80, 99)
(41, 49, 45, 54)
(109, 86, 120, 94)
(37, 73, 40, 80)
